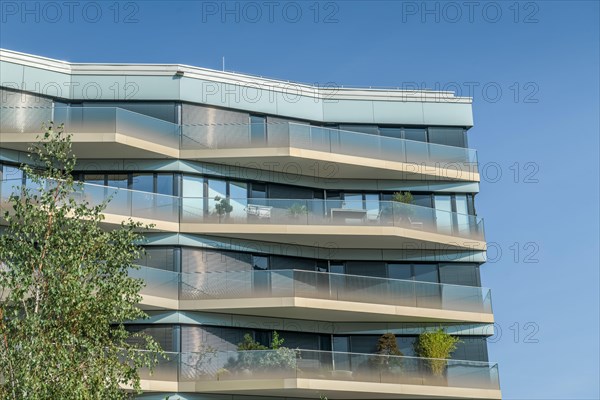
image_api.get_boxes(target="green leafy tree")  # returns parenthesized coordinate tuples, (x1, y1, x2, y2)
(0, 124, 162, 399)
(414, 328, 461, 376)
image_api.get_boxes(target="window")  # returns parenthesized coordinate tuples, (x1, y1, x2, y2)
(404, 128, 427, 142)
(83, 174, 104, 186)
(250, 182, 266, 199)
(138, 247, 178, 272)
(132, 173, 153, 192)
(252, 255, 269, 270)
(413, 264, 439, 283)
(439, 264, 480, 287)
(343, 193, 363, 209)
(428, 127, 466, 148)
(156, 174, 174, 196)
(345, 262, 386, 278)
(388, 264, 412, 280)
(1, 165, 21, 181)
(379, 127, 403, 139)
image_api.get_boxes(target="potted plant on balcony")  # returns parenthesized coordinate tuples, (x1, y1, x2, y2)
(287, 203, 308, 219)
(369, 333, 404, 381)
(392, 191, 415, 225)
(414, 328, 461, 383)
(214, 195, 233, 221)
(225, 331, 298, 378)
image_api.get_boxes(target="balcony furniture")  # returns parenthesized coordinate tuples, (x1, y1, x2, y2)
(366, 208, 382, 223)
(330, 208, 367, 222)
(331, 370, 354, 379)
(245, 204, 273, 219)
(408, 217, 424, 229)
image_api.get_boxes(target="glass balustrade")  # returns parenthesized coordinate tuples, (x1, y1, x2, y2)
(134, 266, 492, 315)
(0, 107, 180, 149)
(1, 107, 477, 168)
(143, 349, 500, 391)
(1, 179, 485, 241)
(181, 197, 485, 241)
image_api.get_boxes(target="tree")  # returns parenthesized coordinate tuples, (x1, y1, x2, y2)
(414, 328, 461, 376)
(0, 123, 162, 399)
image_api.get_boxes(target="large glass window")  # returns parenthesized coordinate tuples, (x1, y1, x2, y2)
(345, 262, 386, 278)
(439, 264, 480, 287)
(379, 127, 403, 139)
(404, 128, 427, 142)
(388, 264, 412, 280)
(428, 127, 466, 148)
(132, 173, 153, 192)
(138, 247, 178, 272)
(229, 181, 248, 219)
(1, 165, 23, 181)
(434, 195, 454, 234)
(83, 174, 104, 186)
(413, 264, 439, 283)
(156, 174, 174, 196)
(343, 193, 363, 210)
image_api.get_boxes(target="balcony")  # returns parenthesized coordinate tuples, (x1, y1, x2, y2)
(0, 179, 485, 250)
(181, 122, 479, 181)
(0, 106, 479, 181)
(0, 106, 180, 158)
(137, 350, 501, 399)
(132, 266, 493, 323)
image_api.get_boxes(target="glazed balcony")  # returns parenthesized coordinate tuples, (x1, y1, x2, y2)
(0, 179, 485, 250)
(181, 122, 479, 181)
(0, 106, 479, 181)
(136, 350, 501, 399)
(132, 266, 494, 323)
(0, 106, 180, 158)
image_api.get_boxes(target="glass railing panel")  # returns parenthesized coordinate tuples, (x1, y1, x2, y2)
(138, 352, 179, 382)
(177, 269, 492, 315)
(115, 108, 179, 149)
(3, 179, 485, 240)
(130, 190, 179, 223)
(182, 123, 251, 149)
(1, 107, 179, 148)
(62, 107, 117, 134)
(2, 107, 478, 169)
(0, 106, 54, 133)
(177, 197, 484, 240)
(175, 350, 500, 390)
(130, 266, 179, 302)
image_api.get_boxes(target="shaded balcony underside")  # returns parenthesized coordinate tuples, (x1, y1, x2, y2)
(135, 379, 501, 399)
(0, 133, 479, 181)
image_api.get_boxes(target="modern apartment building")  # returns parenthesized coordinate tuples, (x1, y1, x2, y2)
(0, 49, 500, 399)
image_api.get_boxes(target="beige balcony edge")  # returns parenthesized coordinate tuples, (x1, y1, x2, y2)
(132, 378, 502, 399)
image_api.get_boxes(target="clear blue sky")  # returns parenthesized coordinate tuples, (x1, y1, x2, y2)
(1, 1, 598, 398)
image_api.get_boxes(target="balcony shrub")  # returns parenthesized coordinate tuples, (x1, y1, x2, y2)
(370, 333, 404, 374)
(225, 331, 298, 376)
(392, 191, 415, 220)
(414, 328, 461, 376)
(214, 195, 233, 220)
(288, 203, 308, 218)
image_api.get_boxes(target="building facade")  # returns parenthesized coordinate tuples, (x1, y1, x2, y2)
(0, 49, 500, 399)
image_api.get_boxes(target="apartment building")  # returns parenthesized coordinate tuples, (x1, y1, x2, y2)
(0, 49, 500, 399)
